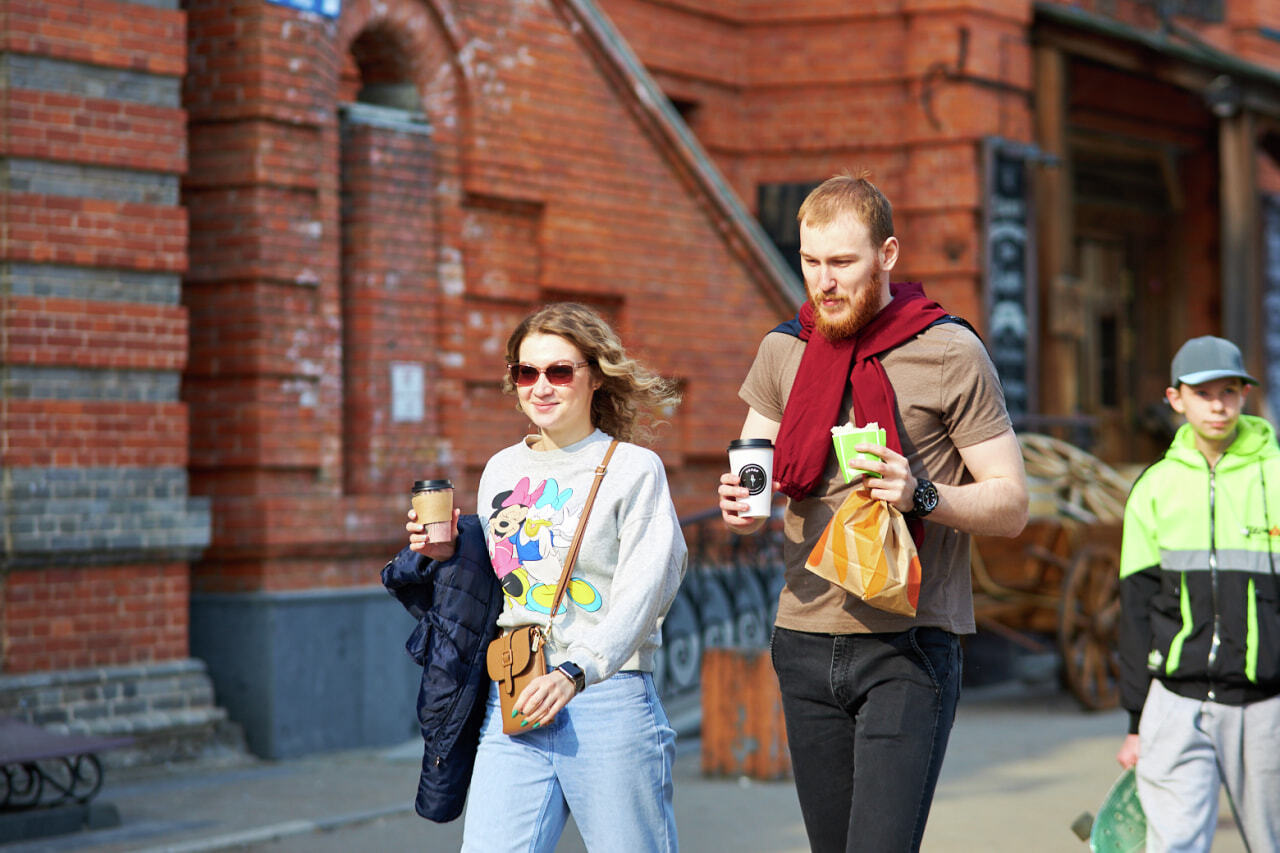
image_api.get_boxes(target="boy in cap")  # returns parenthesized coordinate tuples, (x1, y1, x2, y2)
(1117, 335, 1280, 851)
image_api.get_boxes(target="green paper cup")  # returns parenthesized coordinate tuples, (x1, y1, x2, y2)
(832, 427, 886, 482)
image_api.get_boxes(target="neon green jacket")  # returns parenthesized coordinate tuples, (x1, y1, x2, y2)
(1119, 414, 1280, 730)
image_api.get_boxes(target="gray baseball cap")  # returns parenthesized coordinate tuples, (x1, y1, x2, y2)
(1170, 335, 1258, 387)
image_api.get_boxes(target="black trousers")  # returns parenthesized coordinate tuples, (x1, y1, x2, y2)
(771, 625, 963, 853)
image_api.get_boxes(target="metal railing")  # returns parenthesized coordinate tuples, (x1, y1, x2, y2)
(655, 508, 785, 702)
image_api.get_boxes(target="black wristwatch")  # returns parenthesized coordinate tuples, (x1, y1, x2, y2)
(906, 478, 939, 518)
(555, 661, 585, 694)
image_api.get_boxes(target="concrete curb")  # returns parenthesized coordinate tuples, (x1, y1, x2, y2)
(128, 803, 415, 853)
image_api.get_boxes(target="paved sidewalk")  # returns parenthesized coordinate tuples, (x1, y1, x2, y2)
(2, 682, 1246, 853)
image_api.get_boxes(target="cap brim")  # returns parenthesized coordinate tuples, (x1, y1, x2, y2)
(1175, 369, 1259, 386)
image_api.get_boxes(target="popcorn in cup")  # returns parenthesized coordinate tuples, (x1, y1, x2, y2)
(831, 422, 887, 483)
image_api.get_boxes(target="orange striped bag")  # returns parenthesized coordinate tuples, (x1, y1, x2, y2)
(804, 490, 922, 616)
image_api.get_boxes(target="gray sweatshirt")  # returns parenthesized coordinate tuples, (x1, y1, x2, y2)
(477, 429, 688, 688)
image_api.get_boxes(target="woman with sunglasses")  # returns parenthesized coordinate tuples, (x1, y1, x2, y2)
(407, 302, 687, 851)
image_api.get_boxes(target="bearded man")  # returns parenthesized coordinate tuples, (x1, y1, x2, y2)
(719, 173, 1028, 852)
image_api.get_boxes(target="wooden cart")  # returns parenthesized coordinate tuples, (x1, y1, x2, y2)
(970, 434, 1137, 710)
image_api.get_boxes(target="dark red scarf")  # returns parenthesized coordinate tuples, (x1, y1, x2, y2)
(774, 282, 947, 534)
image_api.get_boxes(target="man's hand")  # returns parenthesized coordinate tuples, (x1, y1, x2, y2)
(850, 443, 916, 513)
(719, 472, 771, 535)
(1116, 734, 1140, 769)
(721, 407, 782, 535)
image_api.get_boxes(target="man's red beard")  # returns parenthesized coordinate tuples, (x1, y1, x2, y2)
(811, 260, 882, 341)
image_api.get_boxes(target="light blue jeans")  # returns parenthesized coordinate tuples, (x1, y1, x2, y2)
(461, 671, 678, 853)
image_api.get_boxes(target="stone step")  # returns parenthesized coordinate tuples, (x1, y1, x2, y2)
(0, 658, 247, 768)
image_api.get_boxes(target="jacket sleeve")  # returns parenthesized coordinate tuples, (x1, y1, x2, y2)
(382, 546, 432, 619)
(380, 515, 491, 665)
(1118, 475, 1160, 733)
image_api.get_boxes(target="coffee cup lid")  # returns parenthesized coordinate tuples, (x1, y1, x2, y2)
(727, 438, 774, 450)
(413, 479, 453, 491)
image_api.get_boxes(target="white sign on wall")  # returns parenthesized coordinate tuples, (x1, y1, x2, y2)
(390, 362, 425, 423)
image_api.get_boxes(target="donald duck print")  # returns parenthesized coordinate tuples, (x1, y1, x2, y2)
(487, 475, 603, 617)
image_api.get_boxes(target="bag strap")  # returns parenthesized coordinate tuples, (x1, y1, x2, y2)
(546, 439, 619, 626)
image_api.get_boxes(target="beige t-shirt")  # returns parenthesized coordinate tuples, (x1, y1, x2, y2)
(740, 321, 1012, 634)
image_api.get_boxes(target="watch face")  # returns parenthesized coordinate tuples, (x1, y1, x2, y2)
(915, 480, 939, 514)
(559, 662, 584, 691)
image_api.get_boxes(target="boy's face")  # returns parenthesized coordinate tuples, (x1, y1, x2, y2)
(1165, 376, 1250, 445)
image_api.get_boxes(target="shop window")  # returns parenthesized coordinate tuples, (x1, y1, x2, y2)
(757, 182, 820, 280)
(669, 97, 700, 124)
(1166, 0, 1223, 22)
(1074, 154, 1173, 211)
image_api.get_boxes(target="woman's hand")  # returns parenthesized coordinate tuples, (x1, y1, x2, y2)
(511, 670, 577, 730)
(406, 507, 460, 562)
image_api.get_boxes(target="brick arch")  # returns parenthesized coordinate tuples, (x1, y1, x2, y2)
(336, 0, 473, 159)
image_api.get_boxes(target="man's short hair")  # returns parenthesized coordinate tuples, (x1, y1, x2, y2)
(796, 172, 895, 248)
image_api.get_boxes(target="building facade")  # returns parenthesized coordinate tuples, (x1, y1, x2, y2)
(3, 0, 1280, 759)
(604, 0, 1280, 462)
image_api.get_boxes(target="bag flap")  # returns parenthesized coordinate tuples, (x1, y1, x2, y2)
(485, 625, 539, 682)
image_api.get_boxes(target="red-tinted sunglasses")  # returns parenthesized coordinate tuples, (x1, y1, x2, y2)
(507, 361, 589, 387)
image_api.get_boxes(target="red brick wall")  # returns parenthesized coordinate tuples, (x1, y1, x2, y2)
(1, 0, 196, 673)
(177, 0, 793, 596)
(10, 0, 1280, 675)
(3, 565, 189, 673)
(602, 0, 1280, 333)
(339, 115, 439, 496)
(598, 0, 1036, 336)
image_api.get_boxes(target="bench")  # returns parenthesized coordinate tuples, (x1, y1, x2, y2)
(0, 718, 132, 811)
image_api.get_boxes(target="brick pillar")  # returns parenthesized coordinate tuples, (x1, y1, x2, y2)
(0, 0, 209, 673)
(182, 1, 424, 758)
(184, 0, 347, 591)
(339, 105, 439, 496)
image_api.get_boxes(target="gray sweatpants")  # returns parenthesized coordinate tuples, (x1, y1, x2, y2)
(1137, 680, 1280, 853)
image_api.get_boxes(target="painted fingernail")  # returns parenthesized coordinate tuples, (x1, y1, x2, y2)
(532, 722, 541, 729)
(511, 709, 519, 718)
(520, 719, 530, 728)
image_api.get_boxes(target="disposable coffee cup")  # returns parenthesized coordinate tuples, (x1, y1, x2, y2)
(411, 479, 454, 543)
(728, 438, 774, 518)
(832, 423, 886, 482)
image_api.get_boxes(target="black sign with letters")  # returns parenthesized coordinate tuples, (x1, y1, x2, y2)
(983, 139, 1037, 420)
(1263, 194, 1280, 421)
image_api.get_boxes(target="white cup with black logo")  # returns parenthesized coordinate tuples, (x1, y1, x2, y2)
(728, 438, 774, 518)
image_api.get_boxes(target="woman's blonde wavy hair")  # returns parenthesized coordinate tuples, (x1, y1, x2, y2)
(503, 303, 681, 445)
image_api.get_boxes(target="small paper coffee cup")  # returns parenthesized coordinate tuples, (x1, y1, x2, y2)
(411, 480, 454, 543)
(728, 438, 774, 518)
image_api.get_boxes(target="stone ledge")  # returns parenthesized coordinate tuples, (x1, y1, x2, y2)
(0, 659, 246, 768)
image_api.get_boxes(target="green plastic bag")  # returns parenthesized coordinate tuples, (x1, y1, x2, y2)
(1091, 768, 1146, 853)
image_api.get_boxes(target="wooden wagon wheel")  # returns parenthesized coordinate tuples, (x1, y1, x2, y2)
(1058, 542, 1122, 710)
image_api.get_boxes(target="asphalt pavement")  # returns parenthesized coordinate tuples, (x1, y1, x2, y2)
(2, 681, 1247, 853)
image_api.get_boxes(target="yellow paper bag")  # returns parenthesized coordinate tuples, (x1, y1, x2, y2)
(804, 490, 922, 616)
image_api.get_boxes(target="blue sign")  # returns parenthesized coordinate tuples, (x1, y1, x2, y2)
(267, 0, 341, 18)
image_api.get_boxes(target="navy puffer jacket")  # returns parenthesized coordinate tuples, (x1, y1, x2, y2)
(381, 514, 502, 823)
